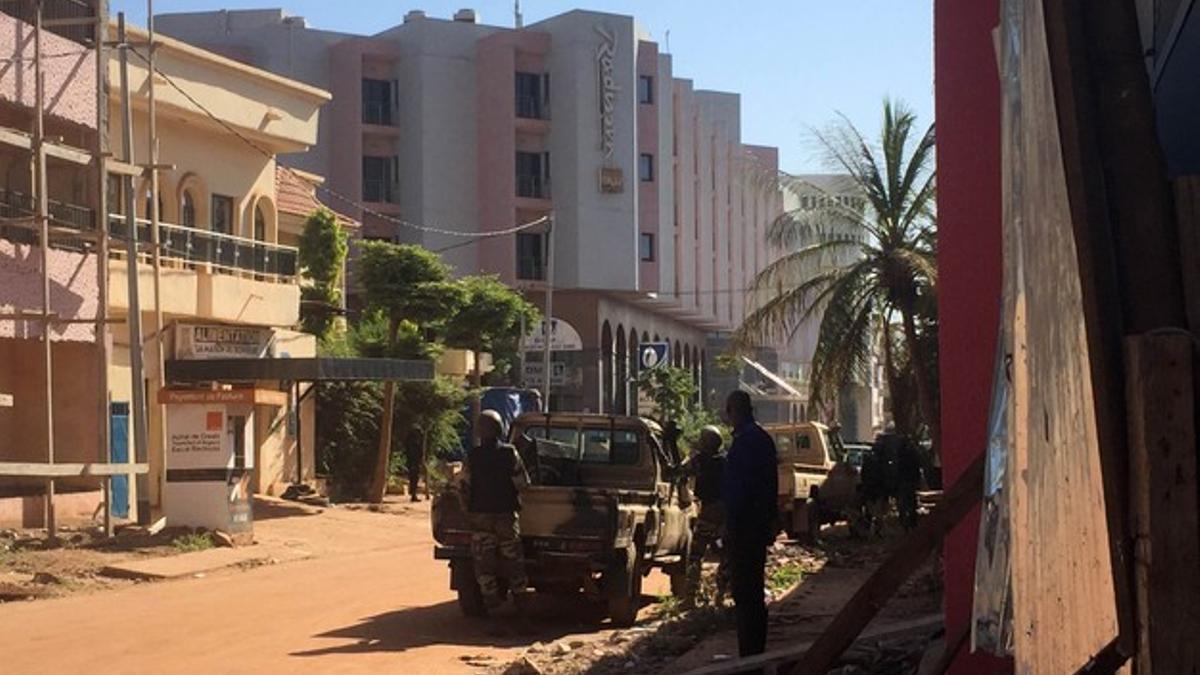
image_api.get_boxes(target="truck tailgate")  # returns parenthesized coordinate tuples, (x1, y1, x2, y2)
(519, 486, 617, 552)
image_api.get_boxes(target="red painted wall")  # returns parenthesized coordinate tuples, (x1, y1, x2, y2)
(933, 0, 1009, 672)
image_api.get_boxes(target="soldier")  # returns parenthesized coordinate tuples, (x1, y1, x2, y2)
(682, 425, 728, 606)
(459, 410, 532, 621)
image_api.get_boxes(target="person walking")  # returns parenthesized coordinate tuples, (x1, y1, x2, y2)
(722, 390, 778, 659)
(404, 429, 424, 502)
(895, 432, 923, 531)
(459, 410, 532, 627)
(682, 425, 729, 606)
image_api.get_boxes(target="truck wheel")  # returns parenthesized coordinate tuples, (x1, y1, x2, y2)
(608, 544, 643, 627)
(452, 561, 486, 618)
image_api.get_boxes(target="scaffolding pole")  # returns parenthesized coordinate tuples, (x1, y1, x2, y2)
(32, 0, 56, 537)
(95, 0, 111, 536)
(145, 0, 166, 514)
(117, 12, 150, 525)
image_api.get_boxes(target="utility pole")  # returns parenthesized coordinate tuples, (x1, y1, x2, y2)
(146, 0, 168, 515)
(33, 0, 56, 537)
(542, 214, 554, 412)
(118, 13, 151, 525)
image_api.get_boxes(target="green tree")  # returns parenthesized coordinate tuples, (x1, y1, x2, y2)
(297, 208, 348, 338)
(735, 100, 940, 456)
(359, 242, 466, 502)
(636, 365, 721, 456)
(444, 275, 541, 439)
(444, 275, 541, 384)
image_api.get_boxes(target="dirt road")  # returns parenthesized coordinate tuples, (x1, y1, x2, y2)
(0, 500, 657, 674)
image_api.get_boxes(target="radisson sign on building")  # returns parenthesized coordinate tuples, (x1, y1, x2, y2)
(595, 24, 623, 193)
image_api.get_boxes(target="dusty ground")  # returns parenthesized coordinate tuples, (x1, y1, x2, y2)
(0, 502, 942, 675)
(496, 523, 944, 675)
(0, 496, 670, 674)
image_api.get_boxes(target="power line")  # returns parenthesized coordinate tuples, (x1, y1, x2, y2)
(129, 47, 547, 240)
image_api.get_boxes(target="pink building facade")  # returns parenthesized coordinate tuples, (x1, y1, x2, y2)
(159, 7, 784, 412)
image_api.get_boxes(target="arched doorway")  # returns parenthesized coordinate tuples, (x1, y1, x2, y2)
(600, 321, 614, 414)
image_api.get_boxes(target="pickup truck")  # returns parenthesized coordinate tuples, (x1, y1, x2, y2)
(767, 422, 860, 540)
(432, 413, 692, 626)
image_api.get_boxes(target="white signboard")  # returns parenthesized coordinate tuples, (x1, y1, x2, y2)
(176, 324, 273, 360)
(522, 318, 584, 352)
(166, 404, 227, 470)
(0, 393, 12, 408)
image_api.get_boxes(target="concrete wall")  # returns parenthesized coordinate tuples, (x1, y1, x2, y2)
(0, 240, 98, 341)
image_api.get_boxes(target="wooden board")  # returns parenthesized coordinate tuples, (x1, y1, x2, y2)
(1002, 1, 1121, 671)
(0, 462, 148, 477)
(1124, 335, 1200, 674)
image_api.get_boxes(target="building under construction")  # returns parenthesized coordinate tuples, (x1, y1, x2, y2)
(0, 0, 342, 535)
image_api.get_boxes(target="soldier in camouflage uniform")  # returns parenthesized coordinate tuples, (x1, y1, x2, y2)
(682, 425, 729, 605)
(460, 410, 531, 614)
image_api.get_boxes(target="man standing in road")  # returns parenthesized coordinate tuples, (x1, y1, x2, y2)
(460, 410, 532, 622)
(722, 390, 778, 659)
(682, 425, 729, 606)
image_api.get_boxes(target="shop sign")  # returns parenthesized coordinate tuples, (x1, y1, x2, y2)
(522, 318, 584, 352)
(523, 361, 583, 388)
(176, 324, 273, 360)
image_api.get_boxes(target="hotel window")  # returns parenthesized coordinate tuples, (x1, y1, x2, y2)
(638, 75, 654, 105)
(362, 78, 393, 125)
(639, 153, 655, 182)
(363, 156, 395, 203)
(516, 232, 545, 280)
(516, 151, 549, 198)
(515, 71, 549, 119)
(211, 194, 234, 234)
(639, 232, 655, 262)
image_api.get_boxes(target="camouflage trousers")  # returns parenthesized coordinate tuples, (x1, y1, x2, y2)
(686, 503, 729, 601)
(468, 512, 529, 599)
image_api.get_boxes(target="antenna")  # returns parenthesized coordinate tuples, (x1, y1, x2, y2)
(515, 0, 523, 28)
(665, 29, 671, 54)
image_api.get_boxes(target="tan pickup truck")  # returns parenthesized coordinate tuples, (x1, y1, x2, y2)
(432, 413, 692, 626)
(766, 422, 860, 539)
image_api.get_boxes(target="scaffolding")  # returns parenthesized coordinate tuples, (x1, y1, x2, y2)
(0, 0, 150, 538)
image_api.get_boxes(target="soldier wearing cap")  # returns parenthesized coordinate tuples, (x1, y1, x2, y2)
(459, 410, 531, 616)
(682, 425, 729, 606)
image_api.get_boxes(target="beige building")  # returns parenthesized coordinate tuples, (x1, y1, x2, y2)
(109, 25, 332, 516)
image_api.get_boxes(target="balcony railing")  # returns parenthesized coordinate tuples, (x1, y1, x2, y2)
(362, 101, 394, 126)
(363, 179, 397, 204)
(516, 174, 549, 199)
(0, 189, 298, 280)
(516, 95, 548, 121)
(109, 215, 298, 280)
(0, 188, 95, 250)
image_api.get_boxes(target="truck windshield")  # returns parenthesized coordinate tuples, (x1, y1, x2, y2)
(522, 425, 641, 466)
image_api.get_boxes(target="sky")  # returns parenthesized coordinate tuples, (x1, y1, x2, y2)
(111, 1, 934, 174)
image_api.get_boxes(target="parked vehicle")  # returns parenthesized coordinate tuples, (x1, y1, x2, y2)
(767, 422, 860, 540)
(432, 413, 692, 626)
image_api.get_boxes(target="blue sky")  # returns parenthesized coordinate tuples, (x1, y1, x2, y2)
(112, 1, 933, 174)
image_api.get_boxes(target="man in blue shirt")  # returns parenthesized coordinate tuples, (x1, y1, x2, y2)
(722, 390, 778, 658)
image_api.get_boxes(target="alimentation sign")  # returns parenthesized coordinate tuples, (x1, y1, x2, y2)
(176, 323, 272, 360)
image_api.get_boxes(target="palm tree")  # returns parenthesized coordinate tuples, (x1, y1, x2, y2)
(735, 99, 939, 455)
